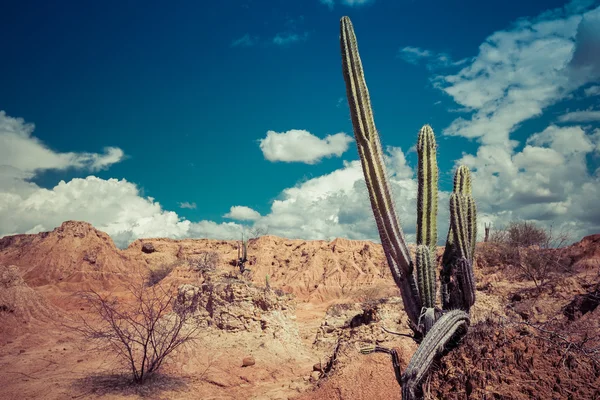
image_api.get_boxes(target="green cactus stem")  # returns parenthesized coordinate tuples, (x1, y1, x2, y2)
(416, 125, 438, 254)
(340, 15, 421, 326)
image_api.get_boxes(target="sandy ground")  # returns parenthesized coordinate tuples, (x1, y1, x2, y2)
(1, 223, 599, 399)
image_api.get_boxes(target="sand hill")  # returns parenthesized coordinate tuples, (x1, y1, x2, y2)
(0, 221, 598, 399)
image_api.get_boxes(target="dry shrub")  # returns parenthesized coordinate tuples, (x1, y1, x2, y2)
(478, 221, 571, 289)
(75, 282, 201, 384)
(188, 251, 220, 273)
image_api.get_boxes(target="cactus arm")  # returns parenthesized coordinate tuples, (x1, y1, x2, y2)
(401, 310, 470, 400)
(416, 125, 438, 253)
(415, 126, 439, 329)
(340, 16, 421, 325)
(415, 245, 436, 309)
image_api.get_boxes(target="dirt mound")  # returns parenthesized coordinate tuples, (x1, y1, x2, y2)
(125, 235, 403, 301)
(561, 234, 600, 270)
(428, 318, 600, 399)
(0, 221, 141, 289)
(0, 265, 59, 340)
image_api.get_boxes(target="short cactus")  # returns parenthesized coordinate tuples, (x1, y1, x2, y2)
(237, 233, 249, 273)
(340, 16, 478, 399)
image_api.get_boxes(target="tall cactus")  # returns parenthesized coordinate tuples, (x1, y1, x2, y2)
(340, 16, 478, 399)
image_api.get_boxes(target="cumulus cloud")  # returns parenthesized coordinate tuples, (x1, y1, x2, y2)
(423, 2, 600, 240)
(254, 146, 425, 242)
(0, 111, 242, 248)
(0, 111, 124, 175)
(432, 4, 600, 146)
(179, 201, 197, 209)
(558, 109, 600, 122)
(223, 206, 261, 221)
(259, 129, 353, 164)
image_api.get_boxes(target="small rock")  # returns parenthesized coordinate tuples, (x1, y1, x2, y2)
(141, 243, 156, 254)
(312, 363, 322, 372)
(242, 356, 255, 367)
(310, 371, 321, 382)
(19, 349, 25, 354)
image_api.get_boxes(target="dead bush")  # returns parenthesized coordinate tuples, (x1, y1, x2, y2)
(75, 282, 201, 384)
(188, 251, 220, 273)
(479, 221, 571, 290)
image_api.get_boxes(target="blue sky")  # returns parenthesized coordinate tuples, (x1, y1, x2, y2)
(1, 0, 599, 247)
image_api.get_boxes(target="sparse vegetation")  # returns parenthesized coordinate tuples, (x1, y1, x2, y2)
(188, 251, 220, 273)
(75, 282, 200, 384)
(480, 221, 571, 289)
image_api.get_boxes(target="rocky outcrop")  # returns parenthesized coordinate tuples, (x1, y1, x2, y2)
(177, 277, 299, 340)
(313, 297, 410, 351)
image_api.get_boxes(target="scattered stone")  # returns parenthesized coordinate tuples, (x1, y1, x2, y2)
(313, 362, 322, 372)
(141, 243, 156, 254)
(242, 356, 255, 367)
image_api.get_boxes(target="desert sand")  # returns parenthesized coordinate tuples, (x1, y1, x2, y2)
(0, 221, 598, 399)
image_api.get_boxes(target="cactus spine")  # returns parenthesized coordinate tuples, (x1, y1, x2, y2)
(340, 16, 478, 399)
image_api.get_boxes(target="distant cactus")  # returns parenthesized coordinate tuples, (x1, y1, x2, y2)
(340, 16, 477, 399)
(237, 233, 249, 273)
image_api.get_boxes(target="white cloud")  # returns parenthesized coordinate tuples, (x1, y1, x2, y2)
(433, 5, 600, 146)
(398, 46, 432, 64)
(255, 146, 423, 242)
(273, 32, 308, 46)
(179, 202, 197, 209)
(423, 3, 600, 240)
(223, 206, 261, 221)
(341, 0, 374, 6)
(0, 111, 124, 175)
(0, 111, 242, 248)
(584, 85, 600, 96)
(259, 129, 353, 164)
(456, 124, 600, 240)
(558, 109, 600, 122)
(398, 47, 467, 69)
(319, 0, 374, 8)
(230, 34, 258, 47)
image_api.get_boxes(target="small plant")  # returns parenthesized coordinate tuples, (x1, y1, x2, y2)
(484, 222, 491, 242)
(340, 17, 477, 399)
(481, 221, 571, 289)
(237, 233, 250, 273)
(76, 282, 200, 384)
(505, 221, 550, 248)
(265, 274, 271, 291)
(189, 251, 220, 273)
